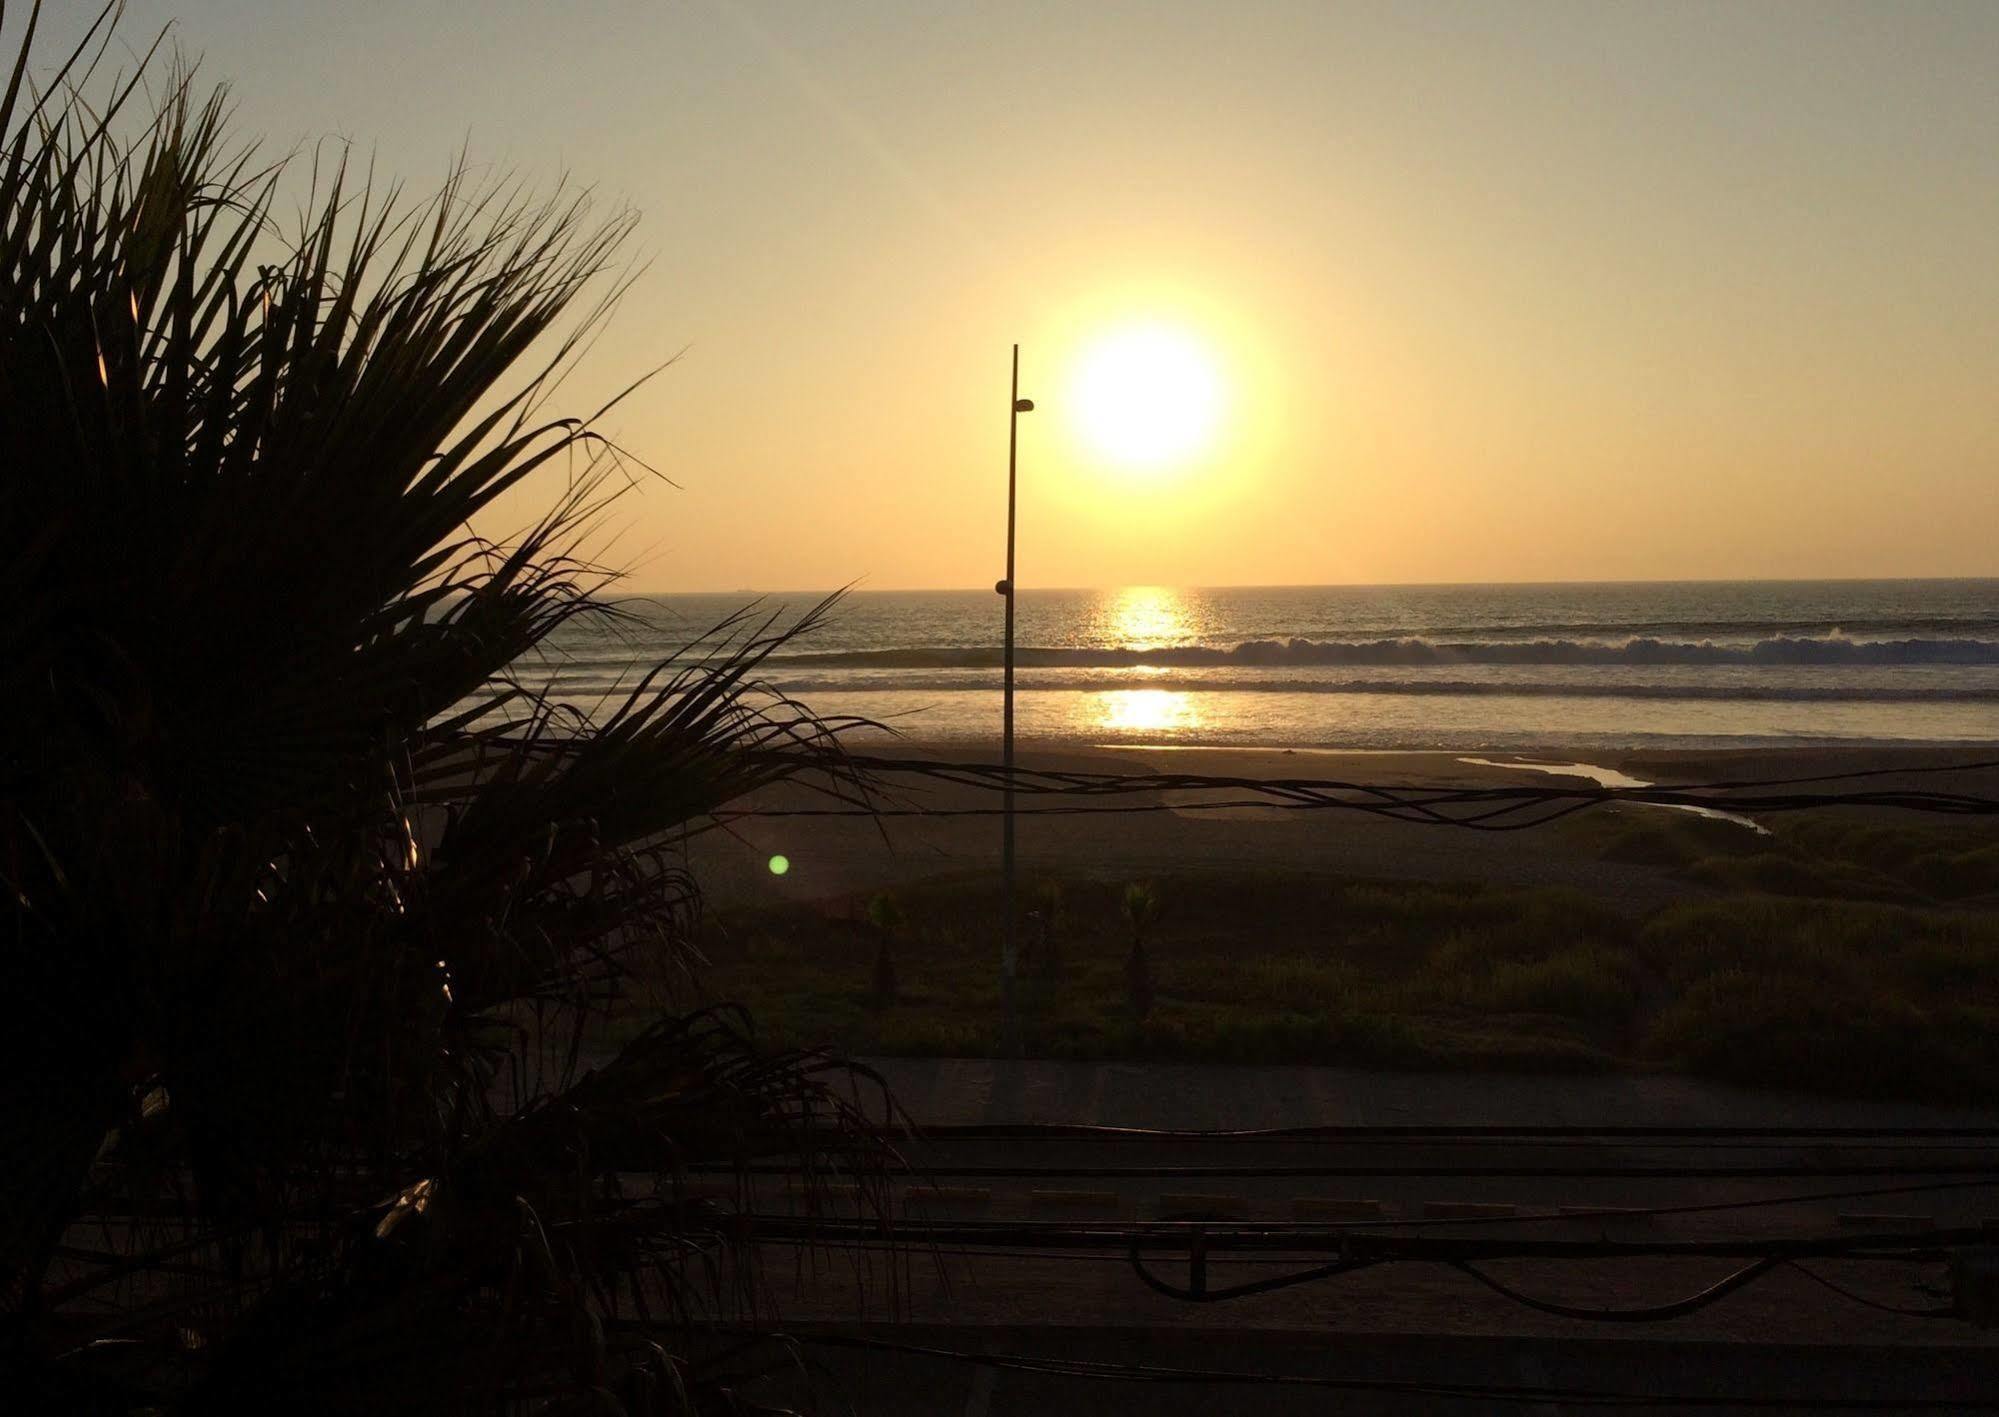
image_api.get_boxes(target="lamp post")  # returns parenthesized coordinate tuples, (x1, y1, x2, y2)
(996, 344, 1033, 1056)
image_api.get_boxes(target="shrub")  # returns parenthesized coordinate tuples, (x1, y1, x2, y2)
(866, 891, 903, 1004)
(1466, 947, 1638, 1021)
(1643, 973, 1992, 1099)
(1240, 955, 1360, 1011)
(1122, 880, 1159, 1019)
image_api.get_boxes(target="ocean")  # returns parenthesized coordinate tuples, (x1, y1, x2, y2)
(532, 580, 1999, 752)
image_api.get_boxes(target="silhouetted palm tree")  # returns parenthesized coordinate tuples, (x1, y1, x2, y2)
(865, 892, 904, 1005)
(1030, 880, 1064, 988)
(1, 9, 892, 1411)
(1122, 881, 1160, 1021)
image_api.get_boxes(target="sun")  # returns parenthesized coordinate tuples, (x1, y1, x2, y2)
(1069, 322, 1224, 471)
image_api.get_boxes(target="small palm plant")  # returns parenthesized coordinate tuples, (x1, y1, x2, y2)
(1122, 881, 1160, 1021)
(865, 891, 904, 1005)
(1033, 880, 1065, 985)
(1, 8, 894, 1412)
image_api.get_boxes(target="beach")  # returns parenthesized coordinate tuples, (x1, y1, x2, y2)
(533, 581, 1999, 915)
(693, 739, 1999, 910)
(662, 738, 1999, 1093)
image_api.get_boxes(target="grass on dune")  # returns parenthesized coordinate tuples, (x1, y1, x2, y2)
(1638, 896, 1999, 1097)
(641, 809, 1999, 1100)
(1565, 807, 1999, 905)
(650, 874, 1642, 1074)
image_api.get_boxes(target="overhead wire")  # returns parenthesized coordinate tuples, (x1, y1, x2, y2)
(720, 1203, 1979, 1321)
(895, 1121, 1999, 1141)
(721, 752, 1999, 829)
(1785, 1260, 1958, 1318)
(681, 1328, 1999, 1410)
(683, 1175, 1999, 1232)
(695, 1159, 1999, 1179)
(1445, 1254, 1785, 1322)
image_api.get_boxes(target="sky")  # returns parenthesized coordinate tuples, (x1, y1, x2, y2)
(56, 1, 1999, 589)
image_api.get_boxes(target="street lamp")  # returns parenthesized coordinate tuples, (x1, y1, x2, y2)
(996, 344, 1033, 1055)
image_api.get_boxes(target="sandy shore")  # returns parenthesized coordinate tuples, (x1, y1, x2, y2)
(690, 740, 1999, 910)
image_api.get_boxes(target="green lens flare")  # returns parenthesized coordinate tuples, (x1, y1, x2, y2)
(767, 854, 790, 876)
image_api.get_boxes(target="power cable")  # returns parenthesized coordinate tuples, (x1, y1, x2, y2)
(720, 752, 1999, 831)
(688, 1175, 1999, 1231)
(1785, 1260, 1958, 1319)
(688, 1328, 1999, 1410)
(1447, 1254, 1784, 1322)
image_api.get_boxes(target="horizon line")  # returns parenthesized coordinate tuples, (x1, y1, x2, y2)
(614, 573, 1999, 598)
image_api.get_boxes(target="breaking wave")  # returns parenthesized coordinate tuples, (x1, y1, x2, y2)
(772, 635, 1999, 670)
(754, 675, 1999, 703)
(524, 670, 1999, 704)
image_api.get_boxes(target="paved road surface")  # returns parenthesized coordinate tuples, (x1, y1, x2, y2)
(863, 1056, 1999, 1132)
(678, 1058, 1999, 1411)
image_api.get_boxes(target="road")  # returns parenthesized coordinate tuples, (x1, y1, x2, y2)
(660, 1059, 1999, 1413)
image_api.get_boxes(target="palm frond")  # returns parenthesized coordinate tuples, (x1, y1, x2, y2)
(2, 10, 893, 1412)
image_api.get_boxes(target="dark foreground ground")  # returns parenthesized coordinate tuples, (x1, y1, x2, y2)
(667, 1059, 1999, 1413)
(685, 1325, 1999, 1415)
(645, 747, 1999, 1410)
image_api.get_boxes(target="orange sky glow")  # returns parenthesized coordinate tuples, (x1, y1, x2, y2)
(94, 0, 1999, 590)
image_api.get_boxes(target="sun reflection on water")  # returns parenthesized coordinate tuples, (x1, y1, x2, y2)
(1095, 585, 1199, 650)
(1094, 688, 1202, 736)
